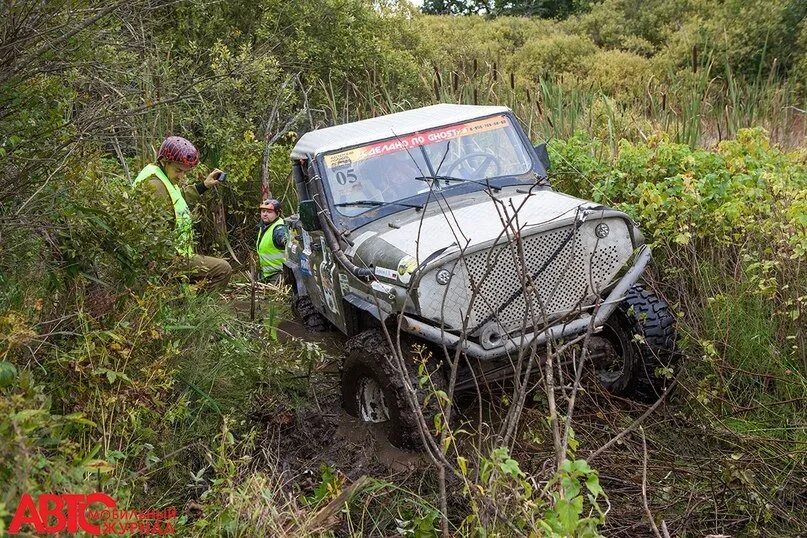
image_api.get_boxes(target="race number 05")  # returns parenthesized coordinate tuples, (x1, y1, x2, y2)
(335, 168, 358, 185)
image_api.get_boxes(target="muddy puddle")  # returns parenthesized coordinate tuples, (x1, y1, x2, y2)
(256, 319, 426, 484)
(256, 402, 426, 484)
(336, 412, 426, 472)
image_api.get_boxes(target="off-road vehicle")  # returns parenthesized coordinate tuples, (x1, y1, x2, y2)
(284, 104, 676, 447)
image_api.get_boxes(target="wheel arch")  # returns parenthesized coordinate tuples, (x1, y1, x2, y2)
(283, 261, 306, 297)
(342, 293, 386, 337)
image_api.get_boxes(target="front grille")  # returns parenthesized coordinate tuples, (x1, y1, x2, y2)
(417, 218, 632, 333)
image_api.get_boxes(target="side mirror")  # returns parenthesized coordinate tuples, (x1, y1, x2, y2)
(534, 143, 551, 171)
(298, 199, 321, 231)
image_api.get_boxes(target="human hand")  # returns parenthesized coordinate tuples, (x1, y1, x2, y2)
(204, 169, 225, 188)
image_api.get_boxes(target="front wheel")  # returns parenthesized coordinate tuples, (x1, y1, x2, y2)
(341, 329, 447, 449)
(590, 285, 678, 402)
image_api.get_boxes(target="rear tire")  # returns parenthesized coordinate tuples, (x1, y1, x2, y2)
(341, 329, 447, 449)
(592, 285, 677, 402)
(292, 293, 329, 332)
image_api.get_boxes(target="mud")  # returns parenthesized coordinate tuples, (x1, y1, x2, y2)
(255, 402, 426, 490)
(242, 291, 807, 536)
(253, 319, 426, 491)
(275, 319, 344, 350)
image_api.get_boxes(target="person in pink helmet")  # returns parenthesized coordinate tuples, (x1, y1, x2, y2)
(133, 136, 231, 291)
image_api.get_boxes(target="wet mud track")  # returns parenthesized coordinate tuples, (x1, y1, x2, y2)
(257, 320, 426, 487)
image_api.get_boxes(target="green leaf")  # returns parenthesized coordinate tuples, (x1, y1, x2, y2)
(586, 474, 604, 498)
(560, 474, 581, 499)
(499, 457, 523, 478)
(0, 361, 17, 387)
(65, 412, 98, 428)
(555, 497, 583, 533)
(573, 459, 592, 474)
(84, 459, 115, 474)
(12, 409, 47, 422)
(457, 456, 468, 476)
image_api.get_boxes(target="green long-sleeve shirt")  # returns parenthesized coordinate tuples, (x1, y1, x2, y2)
(143, 177, 209, 216)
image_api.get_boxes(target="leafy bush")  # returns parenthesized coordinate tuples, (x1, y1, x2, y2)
(550, 128, 806, 424)
(697, 0, 807, 79)
(457, 448, 607, 536)
(0, 368, 103, 531)
(565, 0, 696, 55)
(513, 34, 598, 82)
(582, 50, 653, 99)
(417, 15, 558, 67)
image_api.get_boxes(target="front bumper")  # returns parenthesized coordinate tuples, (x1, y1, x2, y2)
(400, 245, 652, 360)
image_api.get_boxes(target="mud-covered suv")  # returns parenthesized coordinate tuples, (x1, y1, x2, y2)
(284, 104, 676, 447)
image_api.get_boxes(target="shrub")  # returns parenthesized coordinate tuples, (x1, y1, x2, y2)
(550, 128, 807, 389)
(417, 15, 558, 67)
(582, 50, 653, 99)
(513, 33, 598, 82)
(565, 0, 696, 54)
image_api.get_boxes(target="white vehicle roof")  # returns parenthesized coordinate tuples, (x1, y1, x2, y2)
(290, 104, 511, 159)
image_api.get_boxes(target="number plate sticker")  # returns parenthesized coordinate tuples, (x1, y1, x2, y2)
(374, 266, 398, 280)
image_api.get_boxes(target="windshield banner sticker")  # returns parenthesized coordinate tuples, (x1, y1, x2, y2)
(324, 115, 510, 168)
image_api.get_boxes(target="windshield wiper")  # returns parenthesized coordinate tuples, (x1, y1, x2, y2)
(534, 172, 551, 186)
(414, 175, 501, 192)
(334, 200, 424, 211)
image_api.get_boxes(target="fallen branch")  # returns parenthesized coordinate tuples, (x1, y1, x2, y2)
(299, 475, 370, 533)
(587, 378, 677, 462)
(641, 426, 663, 538)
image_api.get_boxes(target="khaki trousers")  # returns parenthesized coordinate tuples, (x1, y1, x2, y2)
(186, 254, 232, 291)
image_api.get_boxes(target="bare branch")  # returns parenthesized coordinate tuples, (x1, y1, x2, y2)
(588, 378, 678, 462)
(18, 2, 128, 76)
(641, 427, 663, 538)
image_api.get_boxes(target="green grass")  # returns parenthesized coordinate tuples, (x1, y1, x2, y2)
(403, 56, 806, 150)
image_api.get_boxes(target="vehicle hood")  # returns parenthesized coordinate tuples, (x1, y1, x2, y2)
(344, 188, 606, 275)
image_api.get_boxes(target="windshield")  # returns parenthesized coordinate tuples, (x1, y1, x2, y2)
(322, 114, 533, 216)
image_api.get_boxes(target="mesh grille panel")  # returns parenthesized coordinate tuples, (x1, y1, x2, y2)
(416, 218, 632, 332)
(462, 227, 587, 331)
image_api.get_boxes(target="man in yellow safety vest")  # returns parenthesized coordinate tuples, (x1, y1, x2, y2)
(256, 198, 286, 284)
(133, 136, 232, 291)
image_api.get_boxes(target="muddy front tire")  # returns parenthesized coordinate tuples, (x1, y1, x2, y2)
(341, 329, 446, 449)
(592, 285, 677, 402)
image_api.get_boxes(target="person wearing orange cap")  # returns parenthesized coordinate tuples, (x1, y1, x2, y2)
(133, 136, 232, 290)
(256, 198, 286, 284)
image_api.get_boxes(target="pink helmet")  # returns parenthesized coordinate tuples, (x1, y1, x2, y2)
(158, 136, 200, 168)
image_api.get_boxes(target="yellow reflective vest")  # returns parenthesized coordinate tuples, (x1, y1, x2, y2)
(256, 218, 285, 278)
(133, 164, 194, 257)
